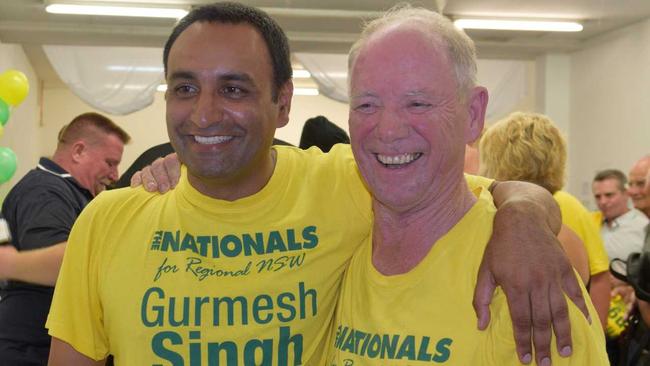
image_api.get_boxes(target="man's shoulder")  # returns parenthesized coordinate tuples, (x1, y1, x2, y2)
(84, 187, 164, 219)
(622, 209, 650, 226)
(276, 144, 353, 163)
(275, 144, 358, 180)
(4, 169, 76, 204)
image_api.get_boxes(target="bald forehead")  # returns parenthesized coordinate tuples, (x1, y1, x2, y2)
(353, 24, 447, 67)
(630, 157, 650, 177)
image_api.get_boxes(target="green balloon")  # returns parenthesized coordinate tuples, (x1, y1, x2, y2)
(0, 98, 8, 126)
(0, 147, 17, 184)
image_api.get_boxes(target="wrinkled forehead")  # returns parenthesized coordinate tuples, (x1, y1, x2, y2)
(629, 160, 650, 181)
(349, 26, 455, 94)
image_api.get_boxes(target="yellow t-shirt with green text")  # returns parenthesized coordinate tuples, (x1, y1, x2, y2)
(328, 187, 608, 365)
(46, 144, 494, 365)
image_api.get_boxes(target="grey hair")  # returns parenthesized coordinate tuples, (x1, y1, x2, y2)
(348, 4, 478, 95)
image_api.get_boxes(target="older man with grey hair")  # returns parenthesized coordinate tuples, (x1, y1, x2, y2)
(328, 6, 608, 366)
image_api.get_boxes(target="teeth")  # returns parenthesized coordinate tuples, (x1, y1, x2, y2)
(377, 153, 421, 165)
(194, 135, 233, 145)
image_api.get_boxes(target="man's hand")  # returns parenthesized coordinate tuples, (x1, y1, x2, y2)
(130, 153, 181, 193)
(473, 181, 589, 365)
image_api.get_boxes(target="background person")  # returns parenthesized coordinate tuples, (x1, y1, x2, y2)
(592, 169, 648, 262)
(0, 112, 129, 365)
(480, 111, 611, 329)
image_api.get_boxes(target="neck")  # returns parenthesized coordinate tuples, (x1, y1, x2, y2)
(51, 152, 72, 173)
(188, 149, 277, 201)
(371, 177, 476, 275)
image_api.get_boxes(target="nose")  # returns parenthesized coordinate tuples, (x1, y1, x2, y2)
(109, 166, 119, 182)
(375, 108, 409, 143)
(190, 91, 223, 128)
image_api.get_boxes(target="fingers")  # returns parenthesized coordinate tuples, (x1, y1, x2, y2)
(149, 157, 173, 193)
(130, 171, 142, 188)
(503, 288, 533, 364)
(548, 281, 572, 358)
(162, 153, 181, 189)
(561, 266, 590, 323)
(473, 261, 496, 330)
(140, 166, 158, 192)
(530, 288, 552, 366)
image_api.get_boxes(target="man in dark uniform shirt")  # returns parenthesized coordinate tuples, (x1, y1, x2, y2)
(0, 112, 130, 365)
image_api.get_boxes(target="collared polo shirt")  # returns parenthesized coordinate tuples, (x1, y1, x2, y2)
(0, 157, 93, 345)
(601, 209, 649, 261)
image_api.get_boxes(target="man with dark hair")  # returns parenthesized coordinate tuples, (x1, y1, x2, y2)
(48, 3, 586, 365)
(593, 169, 648, 262)
(0, 112, 129, 365)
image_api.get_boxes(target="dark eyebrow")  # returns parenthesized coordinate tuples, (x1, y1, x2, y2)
(167, 70, 257, 88)
(167, 70, 196, 82)
(220, 72, 254, 84)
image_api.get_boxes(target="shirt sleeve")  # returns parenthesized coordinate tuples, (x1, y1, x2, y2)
(46, 198, 109, 361)
(464, 174, 495, 191)
(13, 186, 80, 250)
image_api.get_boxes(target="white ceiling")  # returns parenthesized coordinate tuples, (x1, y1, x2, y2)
(2, 0, 650, 86)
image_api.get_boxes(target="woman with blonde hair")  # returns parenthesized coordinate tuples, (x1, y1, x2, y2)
(480, 111, 611, 328)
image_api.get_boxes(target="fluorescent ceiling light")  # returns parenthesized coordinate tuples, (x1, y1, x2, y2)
(293, 69, 311, 78)
(107, 65, 164, 73)
(45, 4, 188, 19)
(294, 88, 319, 96)
(454, 19, 583, 32)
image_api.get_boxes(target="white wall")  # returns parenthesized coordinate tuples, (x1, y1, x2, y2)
(569, 18, 650, 208)
(0, 43, 40, 201)
(535, 54, 573, 184)
(40, 87, 169, 176)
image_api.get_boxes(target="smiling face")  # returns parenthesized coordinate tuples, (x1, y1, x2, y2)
(628, 157, 650, 216)
(165, 21, 292, 199)
(76, 133, 124, 196)
(348, 25, 487, 212)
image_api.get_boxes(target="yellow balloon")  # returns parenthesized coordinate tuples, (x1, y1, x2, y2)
(0, 70, 29, 106)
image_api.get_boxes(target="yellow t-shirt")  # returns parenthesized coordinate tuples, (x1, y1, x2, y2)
(554, 191, 609, 275)
(329, 187, 608, 365)
(47, 145, 373, 365)
(46, 144, 494, 365)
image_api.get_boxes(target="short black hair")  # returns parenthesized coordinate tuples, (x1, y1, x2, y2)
(163, 2, 292, 101)
(299, 116, 350, 152)
(594, 169, 627, 191)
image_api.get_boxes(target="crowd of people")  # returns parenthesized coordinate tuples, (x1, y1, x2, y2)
(0, 1, 647, 365)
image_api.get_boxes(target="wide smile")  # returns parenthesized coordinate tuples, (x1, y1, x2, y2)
(193, 135, 235, 145)
(375, 152, 422, 168)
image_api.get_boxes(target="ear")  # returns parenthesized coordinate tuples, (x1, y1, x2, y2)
(276, 80, 293, 128)
(465, 86, 488, 144)
(70, 140, 87, 163)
